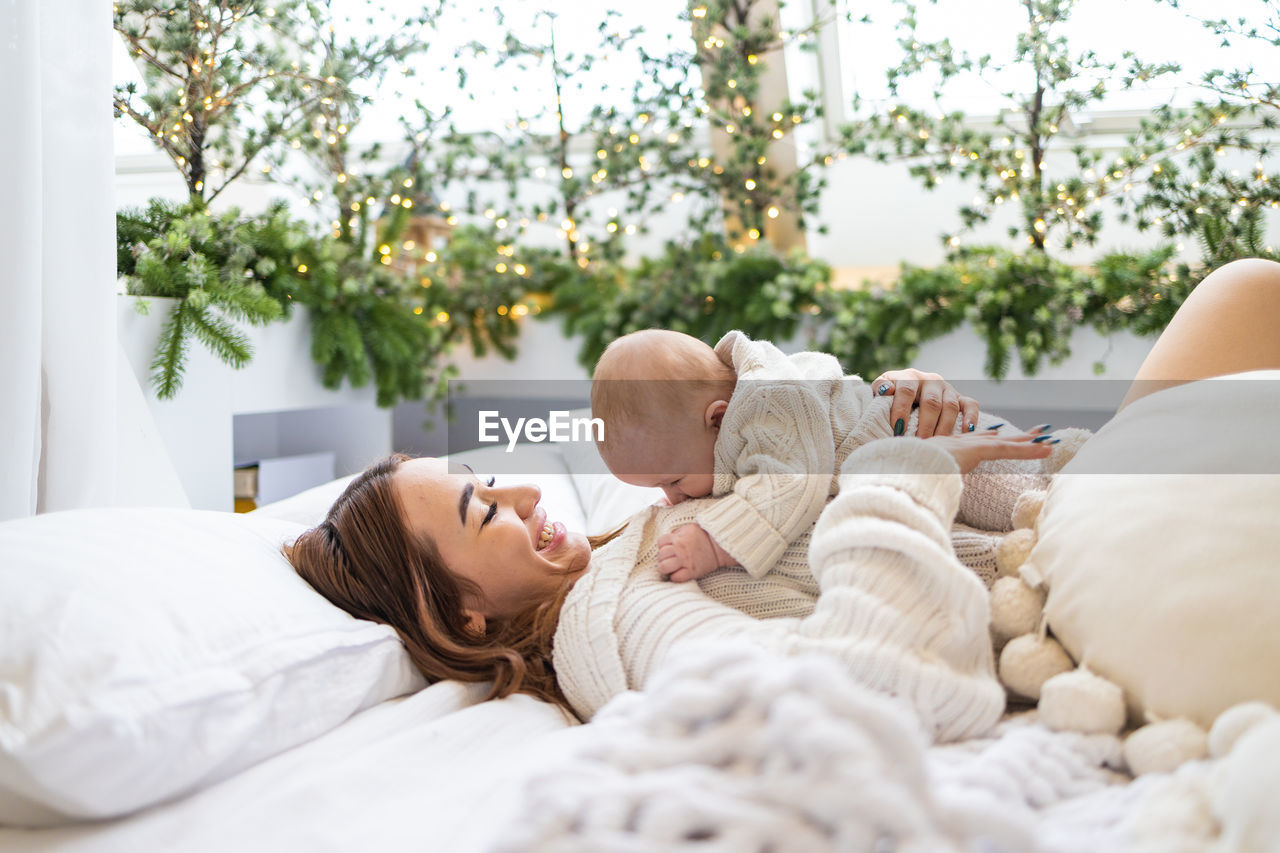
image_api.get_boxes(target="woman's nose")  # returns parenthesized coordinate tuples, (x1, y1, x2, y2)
(504, 483, 541, 516)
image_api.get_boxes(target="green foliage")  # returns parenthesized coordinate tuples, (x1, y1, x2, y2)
(264, 221, 454, 408)
(541, 238, 1201, 382)
(117, 199, 464, 407)
(117, 200, 285, 397)
(824, 245, 1198, 380)
(821, 265, 967, 379)
(546, 235, 832, 368)
(416, 226, 557, 359)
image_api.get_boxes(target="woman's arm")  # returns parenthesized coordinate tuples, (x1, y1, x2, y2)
(790, 438, 1004, 742)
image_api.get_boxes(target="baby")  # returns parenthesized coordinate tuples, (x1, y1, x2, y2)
(592, 328, 1058, 584)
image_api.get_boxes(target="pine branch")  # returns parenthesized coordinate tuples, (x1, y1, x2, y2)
(187, 304, 253, 368)
(150, 301, 190, 399)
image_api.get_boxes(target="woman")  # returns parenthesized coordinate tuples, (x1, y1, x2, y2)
(287, 259, 1280, 742)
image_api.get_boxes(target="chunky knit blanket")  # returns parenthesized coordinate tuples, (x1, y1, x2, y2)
(498, 640, 1135, 853)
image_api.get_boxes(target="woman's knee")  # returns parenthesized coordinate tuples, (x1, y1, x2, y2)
(1123, 258, 1280, 407)
(1187, 258, 1280, 309)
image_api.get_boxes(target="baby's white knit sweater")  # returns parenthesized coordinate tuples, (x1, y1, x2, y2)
(696, 331, 1046, 581)
(552, 439, 1005, 743)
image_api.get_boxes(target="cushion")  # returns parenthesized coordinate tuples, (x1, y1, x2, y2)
(557, 437, 665, 536)
(1031, 371, 1280, 728)
(0, 508, 425, 827)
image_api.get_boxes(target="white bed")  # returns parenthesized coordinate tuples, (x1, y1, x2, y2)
(4, 397, 1280, 852)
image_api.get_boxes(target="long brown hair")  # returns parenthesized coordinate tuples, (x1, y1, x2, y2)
(285, 454, 590, 711)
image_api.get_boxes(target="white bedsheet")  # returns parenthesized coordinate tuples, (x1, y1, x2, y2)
(0, 681, 586, 852)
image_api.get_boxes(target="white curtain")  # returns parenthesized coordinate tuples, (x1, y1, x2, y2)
(0, 0, 117, 520)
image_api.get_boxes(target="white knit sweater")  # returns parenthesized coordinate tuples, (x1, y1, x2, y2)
(696, 331, 1049, 582)
(552, 438, 1006, 743)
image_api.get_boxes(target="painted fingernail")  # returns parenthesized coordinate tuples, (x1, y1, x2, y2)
(894, 418, 905, 436)
(1032, 434, 1056, 443)
(986, 422, 1005, 430)
(1033, 423, 1052, 433)
(877, 383, 891, 396)
(967, 423, 976, 432)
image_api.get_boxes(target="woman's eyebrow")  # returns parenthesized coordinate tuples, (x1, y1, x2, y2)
(458, 482, 474, 528)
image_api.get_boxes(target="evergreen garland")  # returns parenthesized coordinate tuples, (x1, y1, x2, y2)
(117, 201, 284, 398)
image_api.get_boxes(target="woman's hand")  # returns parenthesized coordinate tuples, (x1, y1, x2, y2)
(927, 428, 1055, 474)
(871, 368, 980, 439)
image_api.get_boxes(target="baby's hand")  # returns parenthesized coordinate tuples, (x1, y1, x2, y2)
(657, 524, 734, 583)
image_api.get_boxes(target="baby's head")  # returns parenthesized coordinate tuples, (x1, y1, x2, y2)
(591, 330, 736, 504)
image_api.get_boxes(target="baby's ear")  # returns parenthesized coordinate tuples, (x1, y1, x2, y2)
(705, 399, 730, 431)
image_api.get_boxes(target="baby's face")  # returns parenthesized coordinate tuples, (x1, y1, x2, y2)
(603, 420, 717, 505)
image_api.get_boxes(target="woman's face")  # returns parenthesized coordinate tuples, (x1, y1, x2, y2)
(392, 457, 591, 626)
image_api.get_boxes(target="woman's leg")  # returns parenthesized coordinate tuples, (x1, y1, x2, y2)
(1120, 258, 1280, 409)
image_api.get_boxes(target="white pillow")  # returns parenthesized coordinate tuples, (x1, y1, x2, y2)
(0, 508, 425, 827)
(1033, 371, 1280, 728)
(556, 436, 664, 535)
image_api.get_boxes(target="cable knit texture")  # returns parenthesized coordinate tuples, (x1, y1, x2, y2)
(553, 439, 1005, 743)
(698, 332, 1054, 588)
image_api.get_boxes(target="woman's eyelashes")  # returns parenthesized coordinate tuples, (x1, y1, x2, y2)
(480, 500, 497, 529)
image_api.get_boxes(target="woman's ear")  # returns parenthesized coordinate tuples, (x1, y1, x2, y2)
(704, 399, 729, 431)
(463, 609, 486, 636)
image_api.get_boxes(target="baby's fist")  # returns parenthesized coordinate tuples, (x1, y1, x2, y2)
(657, 524, 727, 583)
